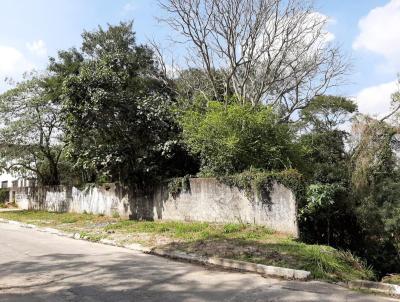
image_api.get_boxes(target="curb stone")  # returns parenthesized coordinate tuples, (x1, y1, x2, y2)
(22, 224, 37, 229)
(123, 243, 152, 253)
(152, 249, 311, 280)
(99, 239, 118, 246)
(0, 218, 311, 281)
(348, 280, 400, 297)
(41, 227, 61, 235)
(152, 249, 209, 264)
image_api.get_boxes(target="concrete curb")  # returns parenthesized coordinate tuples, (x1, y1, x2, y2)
(0, 218, 311, 281)
(348, 280, 400, 297)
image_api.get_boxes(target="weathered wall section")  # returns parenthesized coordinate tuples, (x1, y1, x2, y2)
(13, 178, 298, 236)
(14, 184, 133, 218)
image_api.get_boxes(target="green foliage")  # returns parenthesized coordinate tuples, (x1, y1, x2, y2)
(223, 223, 246, 234)
(298, 130, 350, 183)
(296, 100, 363, 252)
(60, 216, 79, 224)
(219, 169, 305, 205)
(79, 231, 105, 242)
(0, 75, 66, 185)
(382, 274, 400, 285)
(0, 188, 9, 203)
(299, 183, 356, 247)
(167, 175, 191, 197)
(180, 101, 296, 176)
(174, 68, 229, 105)
(300, 95, 357, 131)
(349, 117, 400, 276)
(112, 211, 120, 219)
(301, 245, 375, 281)
(300, 183, 344, 218)
(54, 21, 191, 183)
(351, 117, 396, 195)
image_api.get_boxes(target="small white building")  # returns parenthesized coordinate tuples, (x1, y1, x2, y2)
(0, 173, 34, 188)
(0, 172, 18, 189)
(0, 172, 36, 203)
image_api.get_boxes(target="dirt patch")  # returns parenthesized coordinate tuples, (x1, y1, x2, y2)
(160, 239, 295, 265)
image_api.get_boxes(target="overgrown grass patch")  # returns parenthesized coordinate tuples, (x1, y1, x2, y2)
(79, 231, 106, 242)
(165, 238, 374, 282)
(104, 220, 274, 242)
(0, 210, 116, 227)
(382, 274, 400, 285)
(0, 210, 374, 282)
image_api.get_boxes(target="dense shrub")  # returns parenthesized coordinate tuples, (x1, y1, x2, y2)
(180, 101, 296, 176)
(0, 189, 9, 203)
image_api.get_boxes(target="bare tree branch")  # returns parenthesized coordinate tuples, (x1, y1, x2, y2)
(160, 0, 349, 120)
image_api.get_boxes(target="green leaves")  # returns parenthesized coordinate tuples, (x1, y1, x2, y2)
(301, 183, 344, 217)
(300, 95, 357, 131)
(0, 74, 65, 185)
(58, 22, 184, 183)
(180, 101, 295, 176)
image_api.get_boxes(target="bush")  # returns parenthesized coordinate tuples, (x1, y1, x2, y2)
(0, 189, 9, 203)
(180, 101, 296, 176)
(168, 175, 191, 197)
(382, 274, 400, 285)
(300, 183, 344, 218)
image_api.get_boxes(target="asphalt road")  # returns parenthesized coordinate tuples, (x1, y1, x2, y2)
(0, 222, 397, 302)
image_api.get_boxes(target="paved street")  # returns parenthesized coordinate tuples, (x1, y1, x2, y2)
(0, 222, 397, 302)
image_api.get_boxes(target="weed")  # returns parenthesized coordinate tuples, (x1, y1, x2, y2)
(223, 223, 245, 233)
(382, 274, 400, 285)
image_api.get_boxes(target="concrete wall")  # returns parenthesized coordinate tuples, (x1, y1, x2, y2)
(15, 184, 132, 218)
(13, 178, 298, 236)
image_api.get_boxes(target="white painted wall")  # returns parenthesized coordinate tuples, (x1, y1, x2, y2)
(13, 179, 299, 236)
(0, 172, 18, 188)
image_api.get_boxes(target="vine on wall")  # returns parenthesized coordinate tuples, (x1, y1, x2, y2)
(218, 169, 305, 205)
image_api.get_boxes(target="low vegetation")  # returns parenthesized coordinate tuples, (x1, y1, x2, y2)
(0, 189, 9, 204)
(0, 210, 116, 227)
(0, 210, 374, 282)
(382, 274, 400, 285)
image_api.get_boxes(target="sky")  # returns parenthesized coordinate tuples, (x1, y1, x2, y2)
(0, 0, 399, 117)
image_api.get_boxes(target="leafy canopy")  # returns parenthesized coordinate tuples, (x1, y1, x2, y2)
(0, 74, 65, 185)
(58, 22, 183, 183)
(300, 95, 357, 131)
(180, 101, 296, 176)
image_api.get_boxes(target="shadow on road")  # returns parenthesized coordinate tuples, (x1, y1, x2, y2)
(0, 250, 392, 302)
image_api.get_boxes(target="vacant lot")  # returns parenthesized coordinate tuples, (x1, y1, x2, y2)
(0, 210, 374, 282)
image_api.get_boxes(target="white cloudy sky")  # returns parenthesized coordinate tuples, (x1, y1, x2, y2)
(352, 0, 400, 117)
(0, 0, 399, 118)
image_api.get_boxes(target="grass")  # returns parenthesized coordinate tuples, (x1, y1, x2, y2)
(0, 202, 17, 209)
(0, 210, 374, 282)
(0, 210, 115, 226)
(382, 274, 400, 285)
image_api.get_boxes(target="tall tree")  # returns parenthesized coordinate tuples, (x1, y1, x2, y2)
(299, 95, 357, 132)
(160, 0, 348, 120)
(0, 74, 64, 185)
(58, 22, 188, 183)
(297, 96, 358, 248)
(349, 116, 400, 275)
